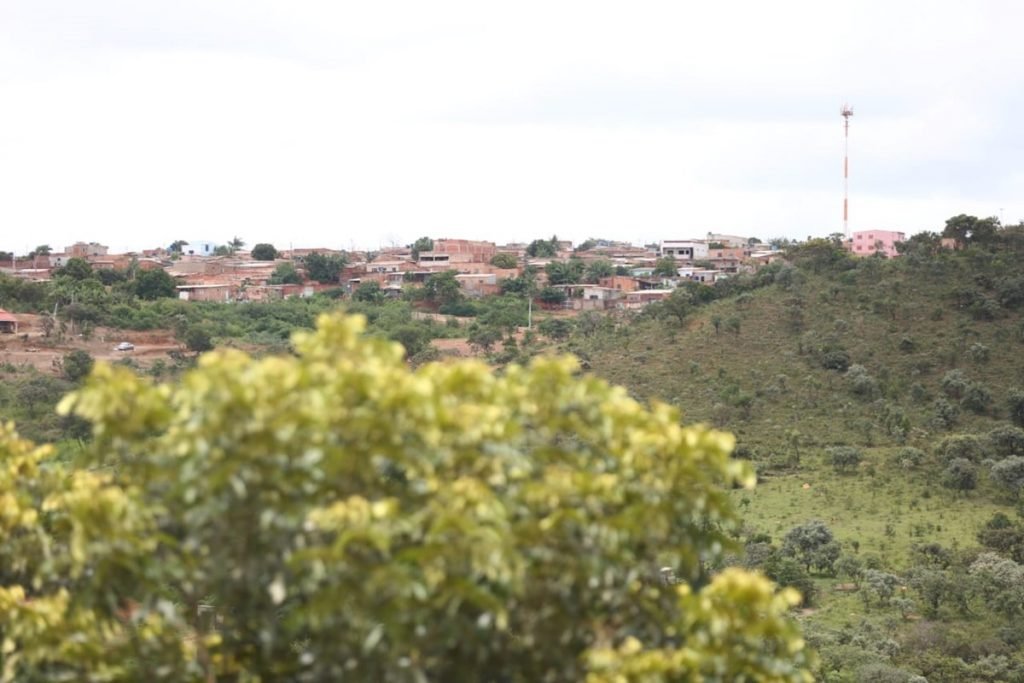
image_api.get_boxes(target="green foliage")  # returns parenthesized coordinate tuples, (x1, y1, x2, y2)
(525, 235, 559, 258)
(538, 286, 567, 305)
(782, 520, 841, 574)
(538, 317, 573, 340)
(269, 262, 303, 285)
(935, 434, 985, 463)
(61, 349, 95, 383)
(653, 256, 678, 277)
(466, 323, 502, 352)
(302, 252, 347, 284)
(942, 214, 999, 245)
(1007, 388, 1024, 427)
(250, 243, 279, 261)
(132, 268, 177, 300)
(183, 326, 214, 353)
(942, 458, 977, 492)
(353, 281, 385, 303)
(409, 236, 434, 259)
(489, 253, 518, 269)
(827, 446, 864, 474)
(422, 270, 463, 305)
(584, 259, 615, 283)
(987, 425, 1024, 457)
(544, 257, 585, 285)
(6, 314, 814, 680)
(54, 257, 94, 281)
(990, 457, 1024, 498)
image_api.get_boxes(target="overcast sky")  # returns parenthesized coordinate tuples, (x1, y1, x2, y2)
(2, 1, 1022, 253)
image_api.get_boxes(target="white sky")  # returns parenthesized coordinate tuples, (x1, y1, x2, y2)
(2, 1, 1022, 253)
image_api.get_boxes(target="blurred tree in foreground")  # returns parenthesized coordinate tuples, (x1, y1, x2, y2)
(0, 314, 813, 681)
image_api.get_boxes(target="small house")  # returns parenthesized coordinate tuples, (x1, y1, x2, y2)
(0, 309, 18, 334)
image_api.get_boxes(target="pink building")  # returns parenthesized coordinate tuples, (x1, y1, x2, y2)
(850, 230, 906, 258)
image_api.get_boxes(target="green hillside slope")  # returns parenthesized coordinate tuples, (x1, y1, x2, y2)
(566, 227, 1024, 682)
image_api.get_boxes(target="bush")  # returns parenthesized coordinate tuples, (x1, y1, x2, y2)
(1008, 389, 1024, 427)
(990, 457, 1024, 497)
(845, 365, 878, 399)
(932, 398, 960, 430)
(961, 381, 993, 414)
(893, 447, 926, 470)
(61, 349, 95, 383)
(988, 425, 1024, 458)
(942, 458, 977, 492)
(13, 313, 812, 680)
(941, 369, 968, 399)
(827, 446, 864, 474)
(821, 349, 851, 372)
(935, 434, 985, 463)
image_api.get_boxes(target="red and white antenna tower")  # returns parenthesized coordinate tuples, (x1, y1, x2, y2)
(841, 103, 854, 237)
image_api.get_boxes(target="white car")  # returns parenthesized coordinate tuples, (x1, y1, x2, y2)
(115, 341, 135, 352)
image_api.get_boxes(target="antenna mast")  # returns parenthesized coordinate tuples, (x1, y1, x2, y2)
(841, 103, 854, 237)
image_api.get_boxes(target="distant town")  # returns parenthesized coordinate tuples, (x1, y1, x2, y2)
(1, 229, 928, 312)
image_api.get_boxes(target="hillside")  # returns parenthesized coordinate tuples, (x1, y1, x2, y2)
(566, 232, 1024, 682)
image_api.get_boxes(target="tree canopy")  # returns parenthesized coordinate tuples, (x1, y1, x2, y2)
(0, 314, 813, 681)
(526, 236, 559, 258)
(302, 252, 346, 284)
(410, 237, 434, 260)
(250, 243, 279, 261)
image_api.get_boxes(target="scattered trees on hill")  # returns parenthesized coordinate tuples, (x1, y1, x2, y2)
(782, 520, 841, 575)
(250, 243, 279, 261)
(942, 214, 999, 245)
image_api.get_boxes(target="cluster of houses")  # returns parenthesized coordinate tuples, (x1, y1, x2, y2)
(0, 230, 907, 315)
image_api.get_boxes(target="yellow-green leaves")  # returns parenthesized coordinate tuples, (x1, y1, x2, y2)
(3, 313, 810, 681)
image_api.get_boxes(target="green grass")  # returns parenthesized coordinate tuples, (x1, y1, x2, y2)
(730, 465, 1013, 570)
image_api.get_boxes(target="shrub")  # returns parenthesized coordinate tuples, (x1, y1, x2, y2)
(941, 369, 968, 399)
(968, 343, 990, 363)
(935, 434, 985, 463)
(942, 458, 977, 493)
(61, 349, 95, 383)
(961, 381, 993, 414)
(893, 447, 926, 470)
(15, 313, 813, 680)
(845, 365, 878, 399)
(821, 349, 851, 372)
(827, 446, 864, 474)
(988, 425, 1024, 458)
(932, 398, 960, 430)
(1008, 389, 1024, 427)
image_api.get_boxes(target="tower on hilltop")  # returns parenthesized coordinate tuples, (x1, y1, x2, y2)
(841, 104, 854, 237)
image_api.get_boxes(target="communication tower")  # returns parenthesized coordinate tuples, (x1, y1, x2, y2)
(841, 104, 854, 237)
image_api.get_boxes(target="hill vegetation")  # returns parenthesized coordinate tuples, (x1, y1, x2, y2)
(3, 217, 1024, 680)
(554, 223, 1024, 682)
